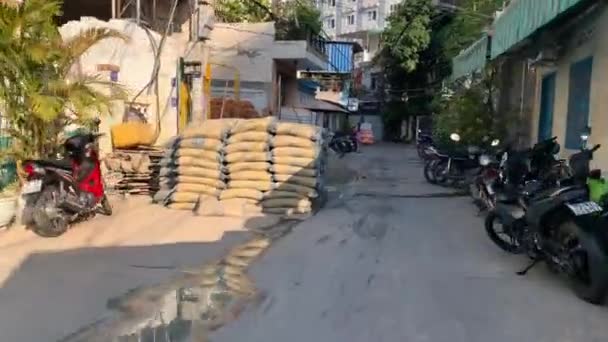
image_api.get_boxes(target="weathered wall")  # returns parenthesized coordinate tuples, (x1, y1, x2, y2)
(207, 22, 275, 114)
(529, 6, 608, 169)
(60, 16, 205, 147)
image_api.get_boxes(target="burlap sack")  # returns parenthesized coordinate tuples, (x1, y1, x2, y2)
(179, 137, 224, 151)
(226, 152, 270, 163)
(262, 198, 312, 209)
(272, 147, 319, 159)
(220, 188, 264, 201)
(274, 122, 323, 140)
(229, 180, 274, 191)
(177, 156, 222, 170)
(230, 117, 276, 134)
(177, 175, 225, 188)
(225, 142, 269, 154)
(197, 197, 224, 216)
(263, 190, 305, 199)
(227, 131, 270, 144)
(220, 199, 264, 217)
(271, 156, 316, 168)
(226, 162, 270, 173)
(170, 191, 203, 203)
(175, 183, 221, 196)
(181, 119, 237, 140)
(271, 135, 319, 149)
(159, 166, 176, 177)
(273, 182, 318, 197)
(177, 148, 222, 162)
(273, 174, 317, 188)
(178, 166, 225, 180)
(270, 164, 316, 177)
(229, 171, 273, 182)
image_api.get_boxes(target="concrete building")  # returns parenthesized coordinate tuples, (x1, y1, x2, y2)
(452, 0, 608, 168)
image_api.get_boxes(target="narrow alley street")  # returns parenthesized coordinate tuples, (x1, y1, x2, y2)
(213, 144, 608, 342)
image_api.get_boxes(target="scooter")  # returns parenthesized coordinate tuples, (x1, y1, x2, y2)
(20, 132, 112, 237)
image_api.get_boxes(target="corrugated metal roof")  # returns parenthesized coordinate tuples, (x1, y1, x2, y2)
(491, 0, 587, 58)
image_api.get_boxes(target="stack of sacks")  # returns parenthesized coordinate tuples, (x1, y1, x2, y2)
(220, 117, 275, 216)
(154, 137, 179, 202)
(265, 122, 327, 217)
(156, 119, 237, 210)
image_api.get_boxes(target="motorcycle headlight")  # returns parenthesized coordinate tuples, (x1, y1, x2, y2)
(479, 154, 491, 166)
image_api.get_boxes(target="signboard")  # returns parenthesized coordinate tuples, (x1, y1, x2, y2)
(347, 98, 359, 112)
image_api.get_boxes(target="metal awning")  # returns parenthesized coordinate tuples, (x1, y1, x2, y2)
(296, 99, 348, 113)
(451, 34, 489, 80)
(491, 0, 587, 59)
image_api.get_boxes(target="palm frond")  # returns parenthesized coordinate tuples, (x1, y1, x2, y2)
(60, 28, 129, 75)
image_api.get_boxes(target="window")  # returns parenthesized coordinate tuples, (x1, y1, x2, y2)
(565, 57, 593, 149)
(330, 18, 335, 28)
(370, 76, 377, 90)
(347, 14, 355, 25)
(389, 4, 400, 13)
(368, 10, 377, 21)
(330, 0, 336, 6)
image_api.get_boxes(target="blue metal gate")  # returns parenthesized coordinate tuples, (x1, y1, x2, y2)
(538, 72, 556, 142)
(565, 56, 593, 149)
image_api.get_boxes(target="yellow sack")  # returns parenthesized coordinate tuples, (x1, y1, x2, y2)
(182, 119, 237, 140)
(231, 117, 276, 134)
(178, 166, 224, 180)
(177, 175, 225, 188)
(197, 197, 225, 216)
(271, 156, 316, 168)
(227, 131, 270, 144)
(262, 198, 312, 209)
(273, 174, 317, 188)
(179, 137, 224, 151)
(229, 180, 274, 191)
(274, 122, 322, 140)
(177, 156, 222, 170)
(220, 199, 263, 217)
(226, 152, 270, 163)
(175, 183, 221, 196)
(272, 135, 318, 149)
(225, 142, 269, 154)
(263, 190, 306, 199)
(220, 188, 264, 201)
(170, 191, 208, 203)
(272, 147, 319, 159)
(229, 171, 272, 182)
(273, 182, 318, 197)
(226, 162, 270, 173)
(111, 122, 155, 148)
(177, 148, 223, 162)
(270, 164, 316, 177)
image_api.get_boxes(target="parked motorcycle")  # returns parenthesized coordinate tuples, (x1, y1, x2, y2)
(329, 132, 356, 157)
(416, 130, 434, 160)
(20, 132, 112, 237)
(433, 133, 485, 188)
(485, 129, 608, 304)
(470, 140, 503, 211)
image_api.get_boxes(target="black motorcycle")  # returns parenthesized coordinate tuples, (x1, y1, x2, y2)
(432, 133, 485, 188)
(485, 136, 608, 304)
(329, 132, 356, 157)
(416, 130, 434, 160)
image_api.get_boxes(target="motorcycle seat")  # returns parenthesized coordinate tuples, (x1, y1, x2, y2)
(27, 159, 72, 170)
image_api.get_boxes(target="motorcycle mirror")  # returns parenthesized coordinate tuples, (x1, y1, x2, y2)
(491, 139, 500, 147)
(581, 126, 591, 141)
(450, 133, 461, 142)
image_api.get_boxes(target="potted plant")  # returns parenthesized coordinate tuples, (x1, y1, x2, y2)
(0, 181, 19, 228)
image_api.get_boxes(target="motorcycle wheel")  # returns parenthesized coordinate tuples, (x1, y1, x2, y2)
(99, 195, 113, 216)
(484, 211, 522, 254)
(557, 221, 608, 305)
(433, 160, 449, 185)
(32, 186, 69, 238)
(423, 160, 439, 184)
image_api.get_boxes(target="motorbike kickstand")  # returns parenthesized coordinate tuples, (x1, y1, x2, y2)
(516, 259, 539, 276)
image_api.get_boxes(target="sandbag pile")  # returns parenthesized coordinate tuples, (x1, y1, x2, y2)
(154, 119, 237, 210)
(265, 121, 327, 217)
(219, 117, 275, 216)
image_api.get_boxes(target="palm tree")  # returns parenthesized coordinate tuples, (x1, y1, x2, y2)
(0, 0, 128, 162)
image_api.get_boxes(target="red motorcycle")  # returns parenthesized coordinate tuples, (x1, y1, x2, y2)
(20, 133, 112, 237)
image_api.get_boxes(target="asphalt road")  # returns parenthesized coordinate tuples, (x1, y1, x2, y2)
(212, 144, 608, 342)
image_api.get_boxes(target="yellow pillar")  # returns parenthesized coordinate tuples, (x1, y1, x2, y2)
(204, 63, 212, 119)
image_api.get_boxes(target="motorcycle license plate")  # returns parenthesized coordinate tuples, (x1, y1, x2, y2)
(21, 180, 42, 195)
(566, 201, 603, 216)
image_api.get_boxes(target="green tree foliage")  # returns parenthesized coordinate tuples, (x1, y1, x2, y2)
(379, 0, 434, 72)
(275, 0, 322, 40)
(215, 0, 273, 23)
(0, 0, 127, 160)
(436, 0, 503, 58)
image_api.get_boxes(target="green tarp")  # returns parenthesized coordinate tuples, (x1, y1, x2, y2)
(451, 34, 489, 80)
(491, 0, 586, 58)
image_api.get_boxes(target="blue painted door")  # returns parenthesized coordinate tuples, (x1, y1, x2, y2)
(565, 56, 593, 149)
(538, 72, 556, 142)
